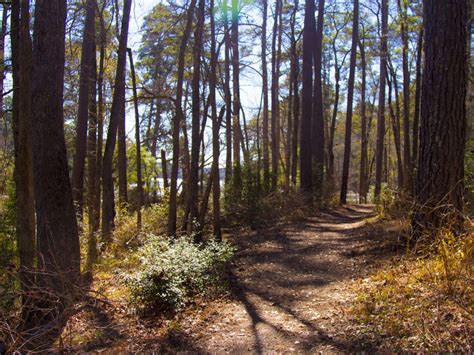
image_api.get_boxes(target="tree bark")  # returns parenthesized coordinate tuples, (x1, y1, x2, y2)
(397, 0, 412, 192)
(95, 14, 106, 238)
(223, 0, 233, 187)
(72, 0, 96, 220)
(188, 0, 205, 236)
(11, 0, 36, 305)
(28, 0, 80, 346)
(161, 149, 169, 189)
(312, 0, 325, 199)
(300, 0, 315, 193)
(102, 0, 132, 243)
(340, 0, 358, 204)
(271, 0, 283, 191)
(262, 0, 270, 191)
(290, 0, 300, 186)
(387, 64, 404, 189)
(231, 0, 242, 193)
(210, 0, 222, 241)
(358, 34, 368, 203)
(374, 0, 388, 203)
(167, 0, 196, 237)
(86, 33, 98, 272)
(412, 28, 423, 170)
(127, 48, 143, 231)
(412, 0, 467, 236)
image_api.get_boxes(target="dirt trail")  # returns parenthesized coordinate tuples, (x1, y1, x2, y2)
(160, 204, 389, 353)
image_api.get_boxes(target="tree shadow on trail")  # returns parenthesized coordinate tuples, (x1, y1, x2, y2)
(147, 206, 404, 353)
(222, 205, 404, 352)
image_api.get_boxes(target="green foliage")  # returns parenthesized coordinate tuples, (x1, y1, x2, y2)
(0, 181, 17, 312)
(110, 201, 169, 251)
(123, 235, 235, 312)
(224, 166, 308, 228)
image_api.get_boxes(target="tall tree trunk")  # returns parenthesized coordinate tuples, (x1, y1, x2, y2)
(95, 17, 106, 238)
(188, 0, 205, 236)
(340, 0, 358, 204)
(300, 0, 315, 193)
(223, 0, 233, 187)
(0, 5, 6, 122)
(358, 35, 368, 203)
(102, 0, 132, 243)
(412, 28, 423, 170)
(387, 66, 404, 189)
(167, 0, 196, 237)
(312, 0, 325, 199)
(210, 0, 221, 241)
(271, 0, 282, 191)
(161, 149, 169, 189)
(398, 0, 412, 192)
(231, 0, 242, 193)
(412, 0, 467, 236)
(285, 73, 292, 189)
(86, 34, 98, 272)
(374, 0, 388, 203)
(11, 0, 36, 305)
(262, 0, 270, 191)
(327, 35, 341, 193)
(127, 48, 143, 231)
(72, 0, 96, 220)
(290, 0, 300, 186)
(117, 119, 127, 205)
(28, 0, 80, 346)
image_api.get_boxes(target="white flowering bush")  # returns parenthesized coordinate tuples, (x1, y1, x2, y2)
(124, 235, 235, 312)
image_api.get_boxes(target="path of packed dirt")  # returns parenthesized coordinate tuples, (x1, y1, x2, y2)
(72, 204, 404, 353)
(156, 204, 401, 353)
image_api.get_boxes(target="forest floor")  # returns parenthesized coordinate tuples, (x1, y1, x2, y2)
(67, 205, 407, 353)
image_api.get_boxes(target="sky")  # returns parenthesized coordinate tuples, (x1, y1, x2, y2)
(124, 0, 264, 146)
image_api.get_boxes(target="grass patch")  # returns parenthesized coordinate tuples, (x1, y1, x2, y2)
(352, 228, 473, 351)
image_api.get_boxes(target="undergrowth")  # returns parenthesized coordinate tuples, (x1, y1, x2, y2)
(352, 227, 473, 351)
(123, 235, 235, 313)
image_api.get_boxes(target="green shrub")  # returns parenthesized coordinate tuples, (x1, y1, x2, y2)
(123, 235, 235, 312)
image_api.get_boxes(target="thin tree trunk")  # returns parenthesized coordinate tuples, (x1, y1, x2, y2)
(86, 34, 98, 272)
(231, 0, 241, 193)
(374, 0, 388, 203)
(167, 0, 196, 237)
(271, 0, 282, 191)
(11, 0, 36, 306)
(262, 0, 270, 191)
(223, 0, 232, 186)
(387, 68, 404, 189)
(102, 0, 132, 243)
(161, 149, 169, 189)
(327, 34, 342, 193)
(0, 5, 6, 122)
(340, 0, 358, 204)
(188, 0, 205, 236)
(412, 28, 423, 171)
(127, 48, 143, 231)
(358, 35, 368, 203)
(290, 0, 300, 186)
(95, 18, 106, 237)
(210, 0, 221, 241)
(312, 0, 325, 199)
(398, 0, 412, 192)
(72, 0, 96, 220)
(300, 0, 315, 193)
